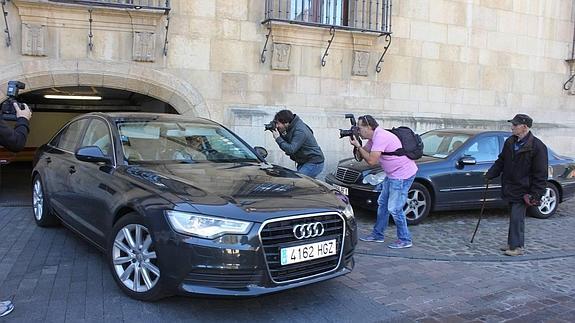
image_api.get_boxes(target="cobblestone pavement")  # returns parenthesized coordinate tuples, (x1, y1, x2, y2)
(1, 197, 575, 322)
(355, 200, 575, 261)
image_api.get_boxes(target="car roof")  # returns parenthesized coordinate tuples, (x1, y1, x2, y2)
(425, 128, 510, 136)
(82, 112, 217, 125)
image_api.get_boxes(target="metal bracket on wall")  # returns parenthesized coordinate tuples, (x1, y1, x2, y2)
(375, 34, 392, 73)
(564, 74, 574, 91)
(321, 26, 335, 67)
(163, 13, 170, 56)
(1, 0, 11, 47)
(88, 8, 94, 51)
(564, 59, 575, 92)
(260, 26, 271, 63)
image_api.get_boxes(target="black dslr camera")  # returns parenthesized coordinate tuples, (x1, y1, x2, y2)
(1, 81, 27, 121)
(339, 114, 363, 162)
(264, 120, 276, 132)
(339, 114, 360, 139)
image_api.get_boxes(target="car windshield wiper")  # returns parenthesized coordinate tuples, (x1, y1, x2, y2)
(212, 158, 259, 163)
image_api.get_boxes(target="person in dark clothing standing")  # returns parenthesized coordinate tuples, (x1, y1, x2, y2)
(270, 110, 325, 178)
(485, 114, 548, 256)
(0, 101, 31, 318)
(0, 102, 32, 152)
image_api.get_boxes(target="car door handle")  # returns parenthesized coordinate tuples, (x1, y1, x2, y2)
(69, 166, 76, 174)
(45, 157, 51, 164)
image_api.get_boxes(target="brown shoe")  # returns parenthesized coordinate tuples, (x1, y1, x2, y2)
(504, 248, 524, 256)
(499, 244, 510, 251)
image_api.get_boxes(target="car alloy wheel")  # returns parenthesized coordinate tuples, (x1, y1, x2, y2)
(32, 175, 58, 227)
(33, 179, 43, 221)
(112, 223, 160, 293)
(528, 184, 559, 219)
(403, 182, 431, 225)
(538, 187, 557, 215)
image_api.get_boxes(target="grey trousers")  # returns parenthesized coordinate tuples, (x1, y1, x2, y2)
(508, 202, 527, 249)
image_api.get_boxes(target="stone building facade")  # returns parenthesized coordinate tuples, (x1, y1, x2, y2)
(1, 0, 574, 175)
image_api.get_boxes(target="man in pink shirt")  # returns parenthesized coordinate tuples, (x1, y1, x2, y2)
(350, 115, 418, 248)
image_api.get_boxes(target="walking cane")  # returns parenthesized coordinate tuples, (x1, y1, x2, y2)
(470, 180, 490, 243)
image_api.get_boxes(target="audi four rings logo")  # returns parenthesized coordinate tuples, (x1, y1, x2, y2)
(293, 222, 325, 240)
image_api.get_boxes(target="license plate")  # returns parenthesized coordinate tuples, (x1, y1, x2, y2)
(280, 239, 337, 266)
(333, 184, 348, 195)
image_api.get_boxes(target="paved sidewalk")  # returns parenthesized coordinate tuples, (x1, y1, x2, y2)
(355, 201, 575, 262)
(1, 198, 575, 322)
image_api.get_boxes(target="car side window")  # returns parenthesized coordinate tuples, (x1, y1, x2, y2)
(55, 119, 89, 152)
(463, 136, 500, 163)
(81, 119, 112, 157)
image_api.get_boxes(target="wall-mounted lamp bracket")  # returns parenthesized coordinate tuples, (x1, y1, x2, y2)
(321, 26, 336, 67)
(376, 34, 392, 73)
(260, 25, 272, 63)
(1, 0, 11, 47)
(88, 8, 94, 51)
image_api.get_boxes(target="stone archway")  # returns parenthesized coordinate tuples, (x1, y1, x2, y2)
(0, 59, 209, 118)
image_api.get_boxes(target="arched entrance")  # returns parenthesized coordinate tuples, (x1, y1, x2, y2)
(0, 59, 209, 205)
(0, 59, 209, 117)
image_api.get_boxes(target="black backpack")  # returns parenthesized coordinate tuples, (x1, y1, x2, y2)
(382, 126, 424, 160)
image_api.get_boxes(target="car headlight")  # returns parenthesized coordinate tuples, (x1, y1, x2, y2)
(165, 211, 252, 239)
(342, 203, 354, 220)
(363, 171, 386, 185)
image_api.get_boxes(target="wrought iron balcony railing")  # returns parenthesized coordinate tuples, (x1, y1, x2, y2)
(48, 0, 170, 11)
(263, 0, 391, 34)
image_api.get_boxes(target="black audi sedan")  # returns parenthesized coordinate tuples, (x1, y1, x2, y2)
(326, 129, 575, 225)
(32, 112, 357, 301)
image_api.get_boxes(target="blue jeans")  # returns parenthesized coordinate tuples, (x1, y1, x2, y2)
(371, 175, 415, 242)
(297, 162, 324, 178)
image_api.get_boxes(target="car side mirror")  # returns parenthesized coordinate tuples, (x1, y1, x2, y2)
(254, 146, 268, 159)
(76, 146, 112, 164)
(457, 156, 476, 168)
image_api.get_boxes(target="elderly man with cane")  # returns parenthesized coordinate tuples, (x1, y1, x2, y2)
(484, 114, 548, 256)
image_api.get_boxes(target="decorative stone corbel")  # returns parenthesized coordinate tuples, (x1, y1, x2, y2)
(133, 31, 155, 62)
(352, 51, 370, 76)
(21, 23, 46, 56)
(271, 43, 291, 71)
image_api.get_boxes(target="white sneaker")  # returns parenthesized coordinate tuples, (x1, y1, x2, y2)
(0, 300, 14, 317)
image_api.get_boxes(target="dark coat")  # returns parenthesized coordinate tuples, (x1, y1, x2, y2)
(486, 131, 548, 202)
(0, 117, 30, 153)
(275, 115, 324, 166)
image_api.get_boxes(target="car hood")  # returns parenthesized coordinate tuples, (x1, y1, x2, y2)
(336, 155, 440, 172)
(123, 162, 346, 218)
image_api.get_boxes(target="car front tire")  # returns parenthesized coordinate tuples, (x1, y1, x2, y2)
(32, 175, 59, 227)
(404, 182, 431, 225)
(108, 212, 168, 301)
(528, 183, 559, 219)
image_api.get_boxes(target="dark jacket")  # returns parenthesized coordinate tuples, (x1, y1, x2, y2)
(486, 131, 548, 202)
(0, 117, 30, 152)
(275, 115, 324, 166)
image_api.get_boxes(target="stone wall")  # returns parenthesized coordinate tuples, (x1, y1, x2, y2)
(0, 0, 574, 177)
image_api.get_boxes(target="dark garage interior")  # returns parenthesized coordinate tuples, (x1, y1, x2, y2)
(0, 86, 177, 205)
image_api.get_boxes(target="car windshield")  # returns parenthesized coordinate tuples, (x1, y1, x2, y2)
(421, 131, 472, 159)
(117, 120, 260, 164)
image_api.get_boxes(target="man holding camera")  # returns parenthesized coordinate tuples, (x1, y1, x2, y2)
(0, 101, 31, 318)
(349, 115, 417, 249)
(0, 102, 32, 152)
(485, 114, 548, 256)
(270, 110, 324, 178)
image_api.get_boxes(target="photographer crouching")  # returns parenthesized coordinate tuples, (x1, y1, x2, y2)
(0, 81, 32, 318)
(267, 110, 325, 178)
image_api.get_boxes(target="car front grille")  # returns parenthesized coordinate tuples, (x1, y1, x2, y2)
(335, 167, 361, 184)
(184, 269, 264, 289)
(259, 213, 345, 283)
